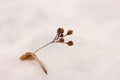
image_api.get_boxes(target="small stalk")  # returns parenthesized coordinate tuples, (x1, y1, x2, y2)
(33, 41, 53, 54)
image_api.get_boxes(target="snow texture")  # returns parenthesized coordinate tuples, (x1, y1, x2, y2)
(0, 0, 120, 80)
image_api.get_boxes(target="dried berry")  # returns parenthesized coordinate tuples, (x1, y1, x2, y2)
(59, 38, 64, 43)
(67, 41, 73, 46)
(57, 28, 64, 34)
(67, 30, 73, 35)
(60, 28, 64, 33)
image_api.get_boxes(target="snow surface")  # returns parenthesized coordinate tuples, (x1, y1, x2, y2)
(0, 0, 120, 80)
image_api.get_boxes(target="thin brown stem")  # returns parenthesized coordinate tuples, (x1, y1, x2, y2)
(33, 41, 53, 54)
(52, 34, 58, 42)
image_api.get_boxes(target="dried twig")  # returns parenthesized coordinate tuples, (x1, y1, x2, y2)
(19, 27, 74, 75)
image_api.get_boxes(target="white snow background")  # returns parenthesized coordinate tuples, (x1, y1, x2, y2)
(0, 0, 120, 80)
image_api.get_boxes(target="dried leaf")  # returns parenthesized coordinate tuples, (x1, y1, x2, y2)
(19, 52, 35, 60)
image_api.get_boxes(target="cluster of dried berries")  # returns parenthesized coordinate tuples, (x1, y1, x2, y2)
(52, 27, 74, 46)
(19, 27, 74, 75)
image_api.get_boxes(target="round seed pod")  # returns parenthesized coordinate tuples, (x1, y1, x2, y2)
(59, 38, 64, 43)
(67, 41, 73, 46)
(67, 30, 73, 35)
(61, 28, 64, 33)
(57, 28, 64, 34)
